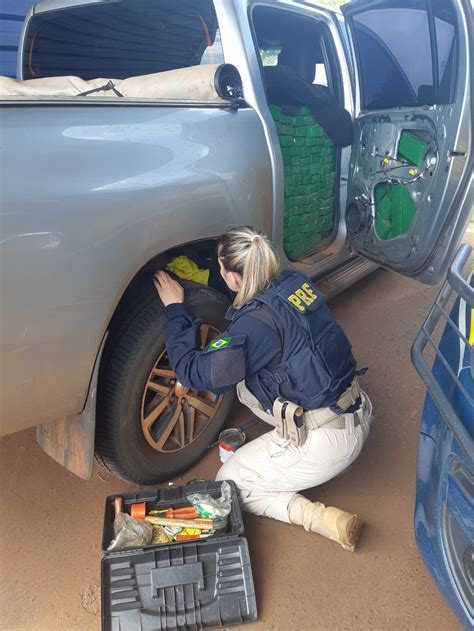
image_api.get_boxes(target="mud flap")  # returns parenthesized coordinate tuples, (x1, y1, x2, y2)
(36, 333, 107, 479)
(37, 413, 95, 479)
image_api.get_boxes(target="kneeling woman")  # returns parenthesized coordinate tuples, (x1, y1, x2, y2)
(154, 226, 372, 551)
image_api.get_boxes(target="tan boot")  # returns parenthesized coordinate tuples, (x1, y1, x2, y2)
(288, 495, 362, 552)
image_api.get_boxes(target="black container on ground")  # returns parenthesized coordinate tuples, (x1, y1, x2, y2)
(101, 480, 257, 631)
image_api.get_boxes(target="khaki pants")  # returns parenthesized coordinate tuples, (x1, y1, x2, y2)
(216, 382, 373, 522)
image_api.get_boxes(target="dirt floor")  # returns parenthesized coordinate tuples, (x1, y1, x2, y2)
(2, 234, 471, 630)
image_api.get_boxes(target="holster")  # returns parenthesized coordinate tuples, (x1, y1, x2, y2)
(272, 398, 308, 446)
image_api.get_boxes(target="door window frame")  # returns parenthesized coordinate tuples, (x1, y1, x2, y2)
(248, 2, 345, 109)
(345, 0, 459, 113)
(247, 1, 352, 262)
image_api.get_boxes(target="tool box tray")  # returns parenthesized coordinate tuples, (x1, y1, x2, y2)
(102, 480, 244, 554)
(101, 480, 257, 631)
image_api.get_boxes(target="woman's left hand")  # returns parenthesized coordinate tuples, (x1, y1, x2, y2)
(153, 271, 184, 306)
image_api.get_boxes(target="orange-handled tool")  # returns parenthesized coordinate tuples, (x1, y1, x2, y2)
(149, 507, 198, 519)
(167, 507, 198, 519)
(130, 502, 147, 520)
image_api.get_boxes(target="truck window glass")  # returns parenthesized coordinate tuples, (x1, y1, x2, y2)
(433, 0, 457, 103)
(352, 0, 457, 110)
(314, 64, 328, 87)
(260, 47, 328, 88)
(23, 0, 223, 81)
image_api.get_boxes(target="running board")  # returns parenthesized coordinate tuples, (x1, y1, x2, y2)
(314, 256, 378, 298)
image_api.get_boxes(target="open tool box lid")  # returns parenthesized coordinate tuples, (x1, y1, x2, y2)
(101, 480, 257, 631)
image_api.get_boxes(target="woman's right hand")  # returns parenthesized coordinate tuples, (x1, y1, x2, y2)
(153, 271, 184, 307)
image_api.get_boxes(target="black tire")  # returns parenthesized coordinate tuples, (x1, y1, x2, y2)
(96, 280, 233, 485)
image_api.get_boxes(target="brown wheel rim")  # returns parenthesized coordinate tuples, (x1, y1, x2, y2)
(141, 323, 223, 453)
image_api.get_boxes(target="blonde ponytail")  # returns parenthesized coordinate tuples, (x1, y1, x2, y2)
(218, 226, 280, 308)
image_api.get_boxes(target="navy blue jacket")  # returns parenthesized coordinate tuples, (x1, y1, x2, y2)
(165, 271, 356, 410)
(164, 301, 280, 395)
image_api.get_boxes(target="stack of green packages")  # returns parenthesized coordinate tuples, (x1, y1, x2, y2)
(269, 105, 336, 258)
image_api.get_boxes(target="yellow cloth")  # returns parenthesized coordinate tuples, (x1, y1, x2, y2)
(166, 256, 209, 285)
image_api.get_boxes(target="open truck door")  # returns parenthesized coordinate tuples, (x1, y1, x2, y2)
(342, 0, 473, 284)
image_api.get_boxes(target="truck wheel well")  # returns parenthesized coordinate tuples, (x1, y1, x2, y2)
(94, 238, 230, 470)
(106, 238, 225, 337)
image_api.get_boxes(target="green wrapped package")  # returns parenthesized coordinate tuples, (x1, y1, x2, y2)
(307, 125, 324, 138)
(279, 136, 293, 147)
(374, 182, 416, 240)
(294, 194, 309, 206)
(269, 104, 281, 120)
(398, 130, 427, 166)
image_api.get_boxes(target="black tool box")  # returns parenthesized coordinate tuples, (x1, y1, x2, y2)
(101, 480, 257, 631)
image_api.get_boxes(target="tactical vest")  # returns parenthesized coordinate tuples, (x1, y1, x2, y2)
(233, 271, 357, 411)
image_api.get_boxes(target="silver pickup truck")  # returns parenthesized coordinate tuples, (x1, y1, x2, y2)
(0, 0, 472, 484)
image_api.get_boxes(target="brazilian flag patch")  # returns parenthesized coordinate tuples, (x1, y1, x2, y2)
(207, 336, 232, 352)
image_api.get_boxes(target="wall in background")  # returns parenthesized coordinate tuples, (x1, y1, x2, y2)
(0, 0, 33, 77)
